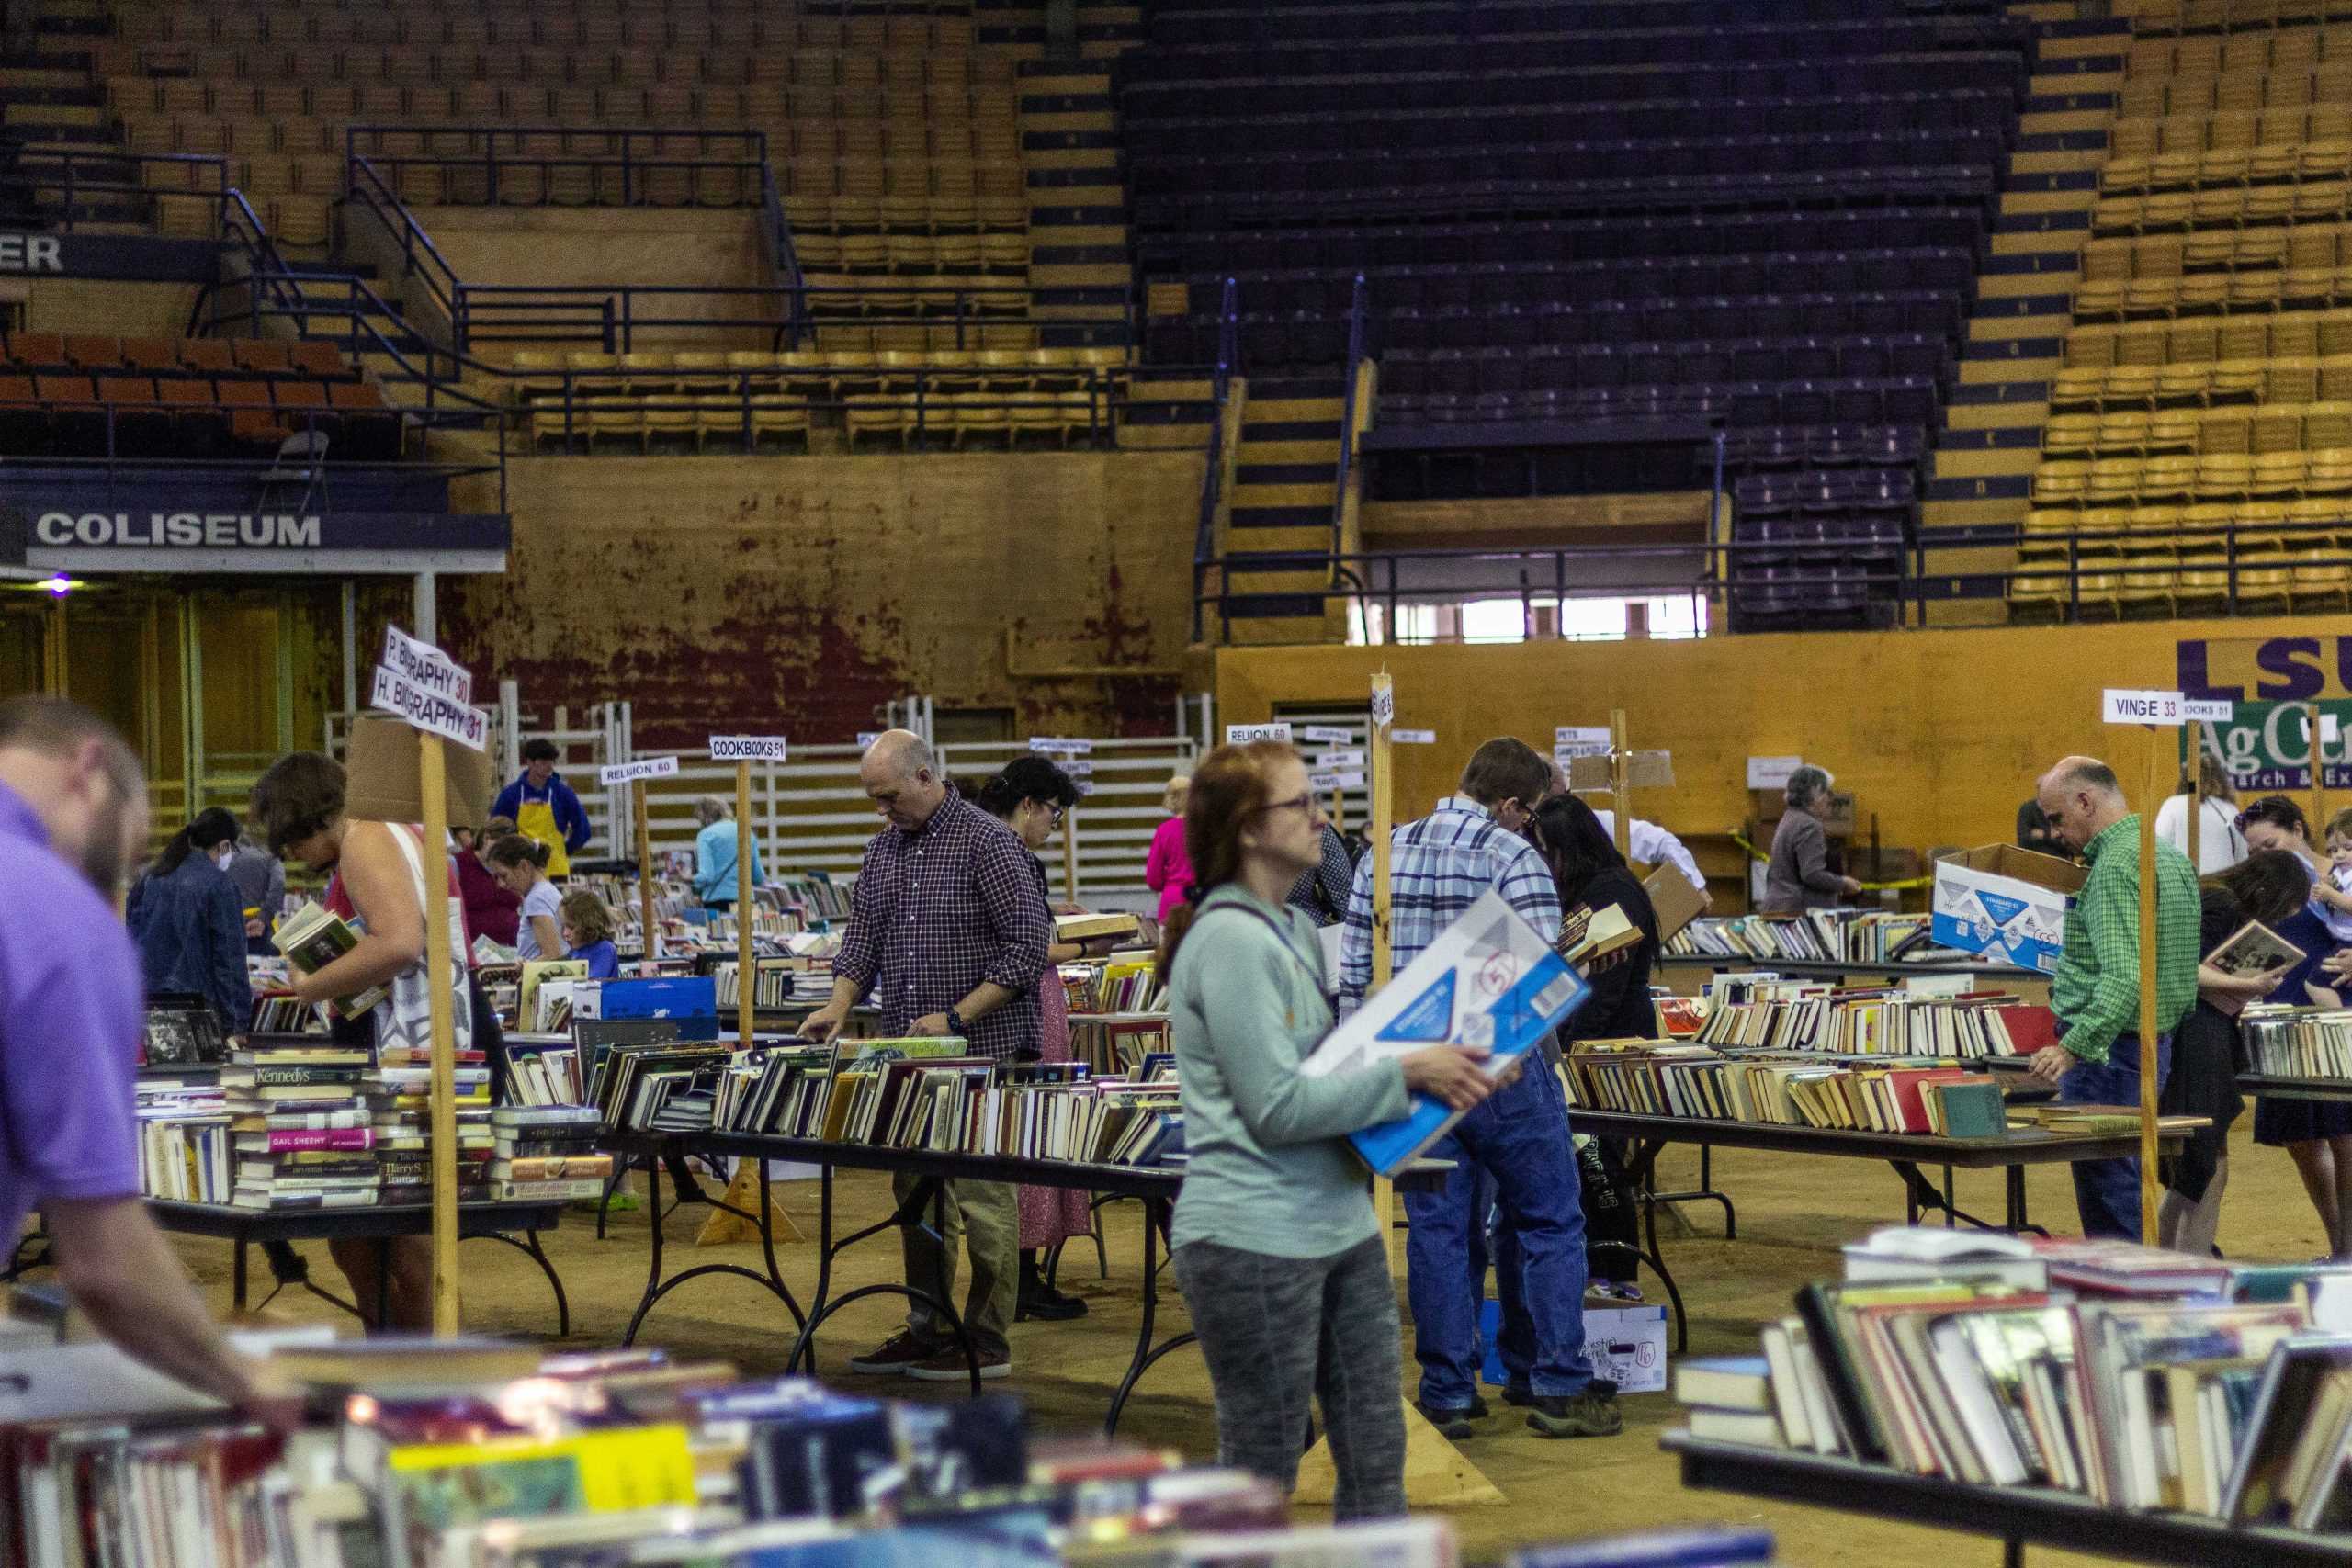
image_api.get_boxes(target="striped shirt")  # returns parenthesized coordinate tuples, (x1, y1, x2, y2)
(1337, 795, 1562, 1018)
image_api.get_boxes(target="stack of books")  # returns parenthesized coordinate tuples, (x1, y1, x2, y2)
(1062, 956, 1166, 1016)
(503, 1037, 587, 1106)
(1674, 1225, 2352, 1530)
(135, 1078, 230, 1201)
(1695, 987, 2057, 1059)
(1669, 911, 1951, 966)
(222, 1038, 380, 1210)
(711, 957, 804, 1011)
(1068, 1015, 1172, 1077)
(1563, 1041, 2016, 1136)
(2241, 1005, 2352, 1079)
(362, 1044, 494, 1205)
(717, 1046, 839, 1135)
(487, 1105, 610, 1202)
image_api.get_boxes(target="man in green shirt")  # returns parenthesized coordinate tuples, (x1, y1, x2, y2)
(2030, 755, 2201, 1239)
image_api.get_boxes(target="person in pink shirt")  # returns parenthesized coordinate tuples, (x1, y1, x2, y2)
(1146, 773, 1194, 921)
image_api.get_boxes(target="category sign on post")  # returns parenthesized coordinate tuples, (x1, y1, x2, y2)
(1745, 755, 1804, 790)
(1392, 728, 1437, 745)
(2101, 687, 2184, 1244)
(1224, 722, 1294, 744)
(710, 735, 786, 1050)
(366, 626, 476, 1335)
(1301, 724, 1354, 745)
(602, 758, 680, 964)
(1555, 727, 1611, 760)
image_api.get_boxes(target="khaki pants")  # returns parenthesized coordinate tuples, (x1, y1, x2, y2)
(894, 1171, 1018, 1359)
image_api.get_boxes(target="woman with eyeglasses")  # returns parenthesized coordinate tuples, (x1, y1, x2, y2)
(2233, 795, 2352, 1257)
(972, 756, 1112, 1323)
(1160, 739, 1494, 1517)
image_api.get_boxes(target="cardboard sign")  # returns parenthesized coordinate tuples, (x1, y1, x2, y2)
(709, 735, 788, 763)
(345, 716, 494, 829)
(1746, 755, 1804, 789)
(368, 665, 488, 751)
(2181, 699, 2234, 724)
(1300, 724, 1354, 744)
(379, 625, 471, 707)
(599, 756, 680, 786)
(2101, 688, 2184, 727)
(1392, 728, 1437, 745)
(1225, 722, 1293, 744)
(1027, 737, 1092, 755)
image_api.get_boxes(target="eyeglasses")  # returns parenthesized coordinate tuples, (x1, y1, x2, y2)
(1260, 792, 1318, 819)
(1047, 806, 1067, 828)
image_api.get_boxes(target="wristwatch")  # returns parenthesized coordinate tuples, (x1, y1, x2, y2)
(945, 1007, 969, 1038)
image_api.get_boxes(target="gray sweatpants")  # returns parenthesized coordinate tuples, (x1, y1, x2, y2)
(1170, 1235, 1408, 1520)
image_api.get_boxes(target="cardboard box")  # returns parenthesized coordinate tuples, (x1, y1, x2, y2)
(344, 715, 495, 829)
(1479, 1299, 1669, 1395)
(1642, 863, 1707, 944)
(1931, 844, 2086, 974)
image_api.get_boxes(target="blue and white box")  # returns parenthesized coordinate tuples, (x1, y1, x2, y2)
(1929, 844, 2086, 974)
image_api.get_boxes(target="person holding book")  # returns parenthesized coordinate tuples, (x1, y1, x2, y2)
(1527, 793, 1661, 1303)
(490, 739, 592, 877)
(1338, 736, 1621, 1441)
(1145, 773, 1193, 921)
(972, 755, 1097, 1324)
(560, 890, 620, 980)
(2030, 755, 2202, 1241)
(452, 824, 520, 948)
(1161, 739, 1496, 1517)
(2161, 851, 2313, 1258)
(1761, 765, 1860, 913)
(487, 834, 566, 961)
(2233, 795, 2352, 1255)
(692, 795, 763, 911)
(0, 697, 285, 1414)
(251, 750, 474, 1328)
(125, 807, 252, 1039)
(799, 730, 1053, 1382)
(2154, 752, 2247, 874)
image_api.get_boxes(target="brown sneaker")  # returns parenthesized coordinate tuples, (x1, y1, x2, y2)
(903, 1347, 1011, 1382)
(846, 1330, 937, 1376)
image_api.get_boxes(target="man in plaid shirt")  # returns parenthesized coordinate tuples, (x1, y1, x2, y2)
(1339, 737, 1621, 1441)
(802, 730, 1053, 1381)
(2030, 754, 2200, 1240)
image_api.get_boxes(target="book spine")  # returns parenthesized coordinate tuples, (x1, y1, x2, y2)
(1794, 1281, 1891, 1463)
(249, 1129, 375, 1151)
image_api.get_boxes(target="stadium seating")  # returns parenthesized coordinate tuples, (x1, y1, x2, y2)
(0, 333, 398, 458)
(1125, 0, 2027, 629)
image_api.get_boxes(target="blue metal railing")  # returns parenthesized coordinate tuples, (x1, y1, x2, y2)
(1329, 272, 1369, 575)
(1191, 277, 1239, 642)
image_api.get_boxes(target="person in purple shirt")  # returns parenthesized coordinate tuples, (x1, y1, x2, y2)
(0, 696, 275, 1410)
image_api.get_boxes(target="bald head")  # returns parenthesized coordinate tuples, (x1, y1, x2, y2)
(2036, 754, 2128, 853)
(861, 729, 948, 833)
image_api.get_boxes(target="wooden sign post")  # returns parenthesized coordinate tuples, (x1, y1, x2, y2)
(702, 734, 799, 1248)
(636, 783, 657, 964)
(1609, 707, 1632, 862)
(600, 756, 680, 968)
(1061, 807, 1080, 906)
(1368, 675, 1395, 985)
(1565, 720, 1672, 860)
(2184, 720, 2202, 871)
(2102, 687, 2184, 1242)
(368, 626, 492, 1336)
(2311, 701, 2330, 853)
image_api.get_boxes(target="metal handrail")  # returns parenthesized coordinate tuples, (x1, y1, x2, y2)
(343, 154, 466, 333)
(1192, 522, 2352, 640)
(1191, 277, 1238, 642)
(756, 156, 807, 350)
(456, 281, 1078, 354)
(1329, 271, 1368, 574)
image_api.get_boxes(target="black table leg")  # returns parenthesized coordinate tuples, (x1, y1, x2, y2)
(1943, 1164, 1957, 1230)
(232, 1240, 248, 1313)
(2002, 1165, 2049, 1237)
(469, 1230, 571, 1337)
(2004, 1536, 2025, 1568)
(618, 1154, 807, 1348)
(784, 1173, 977, 1395)
(1888, 1160, 2008, 1233)
(1647, 1143, 1738, 1239)
(1589, 1238, 1688, 1355)
(372, 1237, 391, 1331)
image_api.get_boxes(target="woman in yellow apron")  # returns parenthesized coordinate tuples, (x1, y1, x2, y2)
(490, 739, 591, 876)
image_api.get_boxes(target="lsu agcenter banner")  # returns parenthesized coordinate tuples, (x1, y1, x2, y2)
(2177, 635, 2352, 790)
(0, 506, 511, 576)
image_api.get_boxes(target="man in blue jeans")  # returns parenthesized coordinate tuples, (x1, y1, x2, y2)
(2030, 755, 2200, 1238)
(1340, 737, 1621, 1440)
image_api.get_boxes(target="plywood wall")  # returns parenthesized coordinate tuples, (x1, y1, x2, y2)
(1214, 617, 2352, 858)
(442, 450, 1202, 749)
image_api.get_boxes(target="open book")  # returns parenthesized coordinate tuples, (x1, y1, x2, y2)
(2207, 919, 2305, 980)
(1558, 903, 1645, 967)
(269, 903, 387, 1021)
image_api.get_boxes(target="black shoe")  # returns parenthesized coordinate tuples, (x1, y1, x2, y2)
(1526, 1380, 1623, 1438)
(1413, 1396, 1488, 1439)
(1502, 1381, 1535, 1407)
(1016, 1284, 1088, 1322)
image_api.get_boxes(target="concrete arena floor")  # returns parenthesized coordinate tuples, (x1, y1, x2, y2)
(166, 1122, 2331, 1567)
